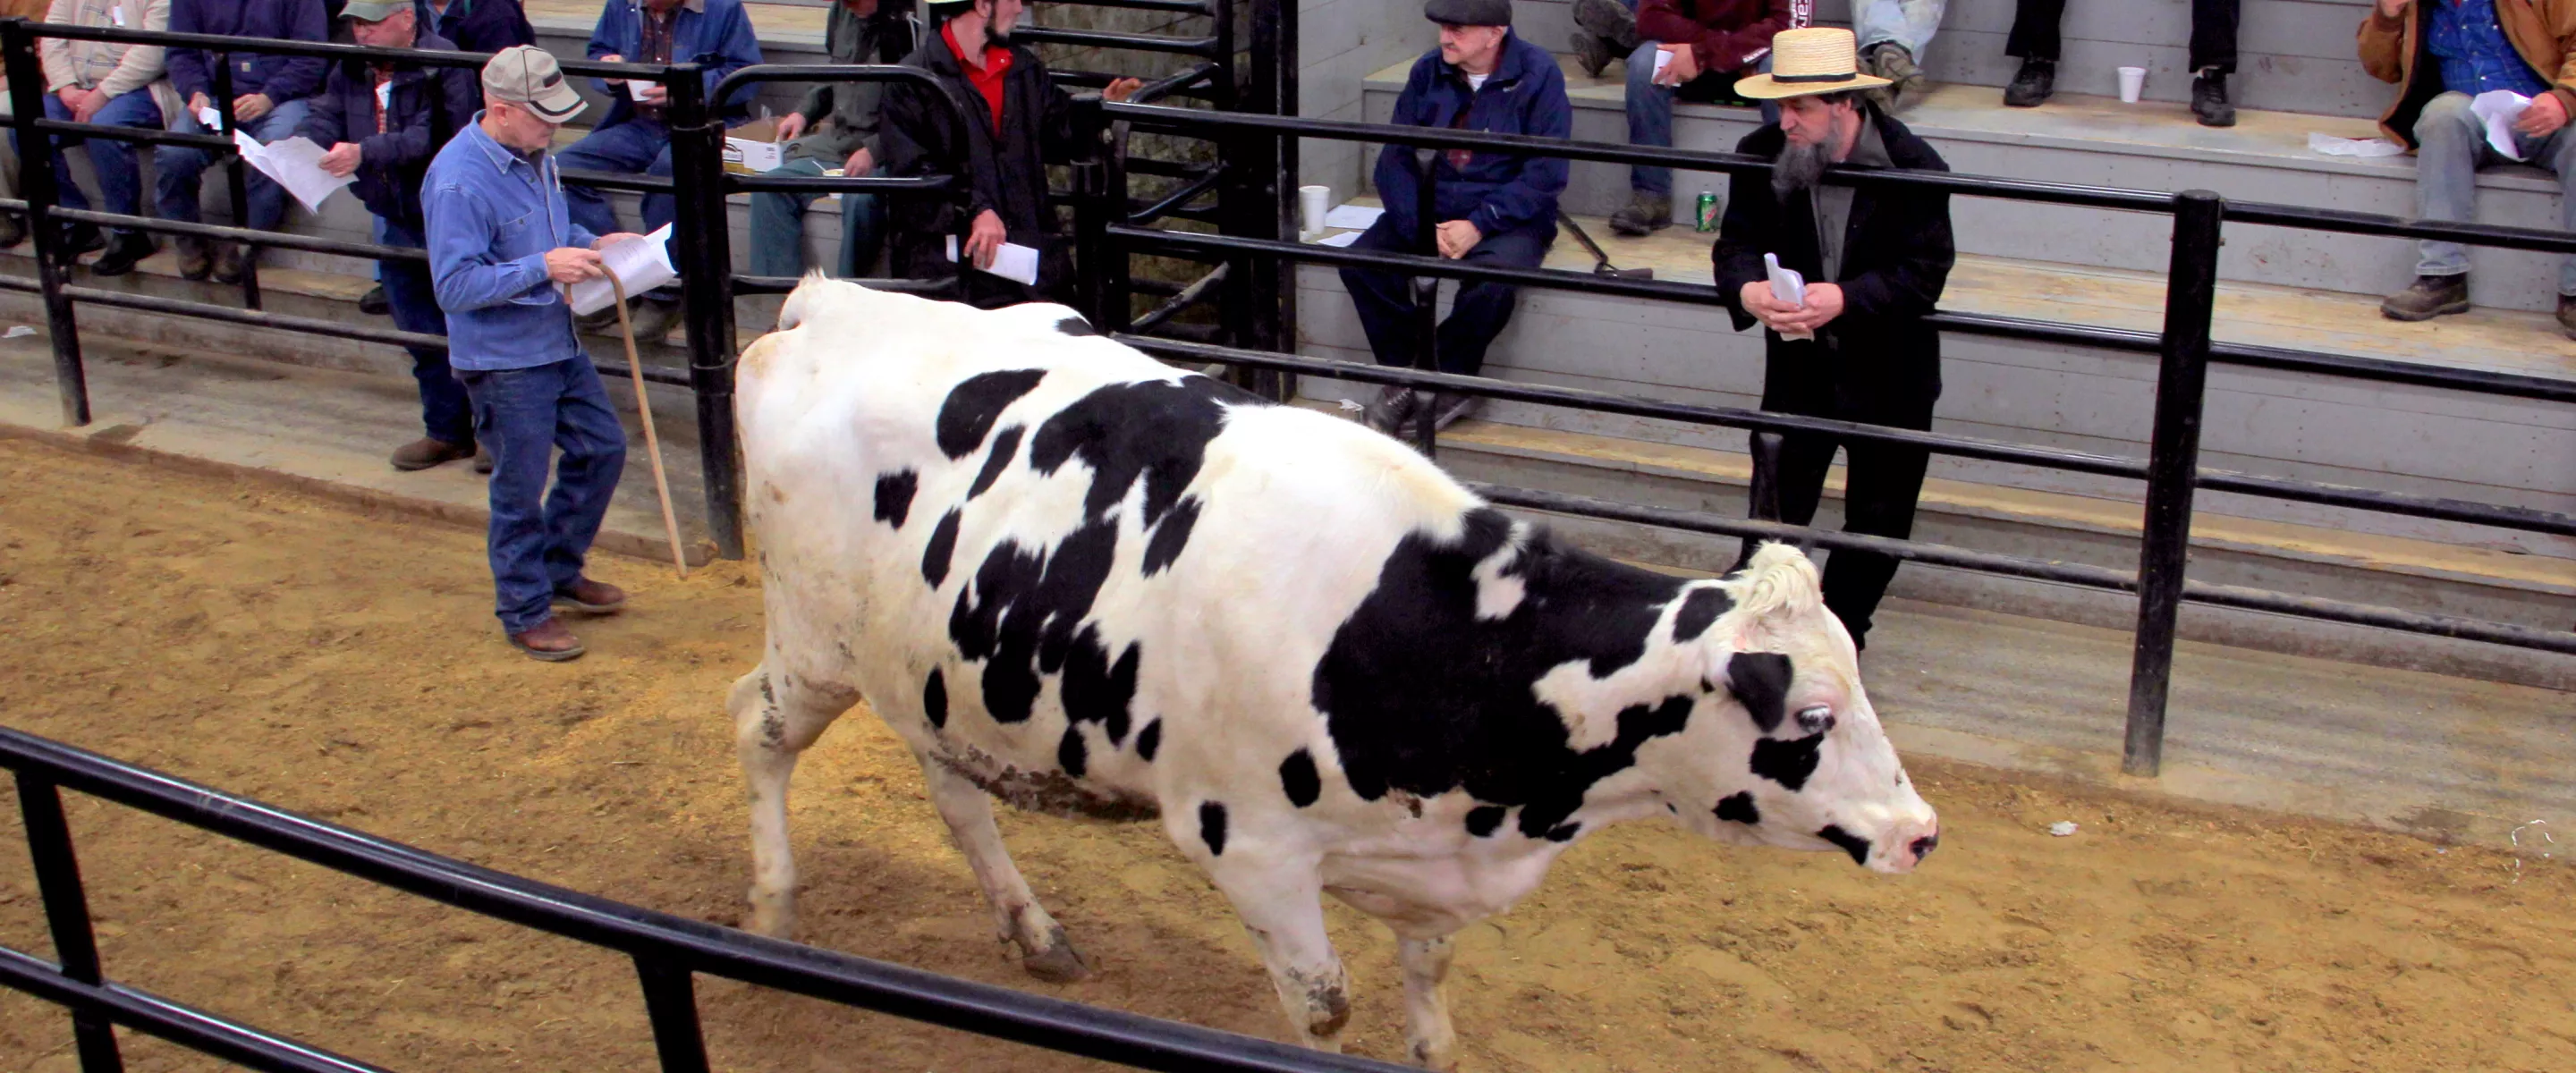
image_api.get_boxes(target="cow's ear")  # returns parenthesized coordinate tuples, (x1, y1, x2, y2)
(1724, 651, 1792, 734)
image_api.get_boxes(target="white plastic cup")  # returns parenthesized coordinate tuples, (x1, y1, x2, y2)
(1299, 184, 1331, 234)
(2117, 66, 2147, 104)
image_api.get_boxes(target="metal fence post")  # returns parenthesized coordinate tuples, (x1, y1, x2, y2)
(665, 66, 745, 561)
(1738, 429, 1784, 568)
(631, 955, 713, 1073)
(208, 58, 260, 311)
(1100, 119, 1134, 333)
(2123, 189, 2224, 777)
(15, 772, 127, 1072)
(1070, 94, 1107, 326)
(1, 19, 87, 427)
(1407, 149, 1439, 457)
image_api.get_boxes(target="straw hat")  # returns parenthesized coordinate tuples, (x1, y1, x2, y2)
(1732, 27, 1890, 100)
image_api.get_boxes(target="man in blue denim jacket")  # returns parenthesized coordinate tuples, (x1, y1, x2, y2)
(425, 46, 645, 662)
(559, 0, 763, 339)
(1340, 0, 1569, 434)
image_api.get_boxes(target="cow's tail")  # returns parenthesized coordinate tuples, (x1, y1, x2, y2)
(772, 270, 838, 333)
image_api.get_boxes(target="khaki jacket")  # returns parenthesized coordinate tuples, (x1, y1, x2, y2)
(2360, 0, 2576, 148)
(38, 0, 182, 122)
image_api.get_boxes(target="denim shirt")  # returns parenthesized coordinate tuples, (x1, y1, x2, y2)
(2429, 0, 2549, 98)
(424, 116, 600, 371)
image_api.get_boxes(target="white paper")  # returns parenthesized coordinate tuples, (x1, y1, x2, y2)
(110, 3, 130, 27)
(2470, 89, 2531, 161)
(724, 135, 784, 173)
(566, 224, 676, 317)
(4, 325, 34, 338)
(1313, 230, 1362, 247)
(1321, 204, 1383, 231)
(237, 135, 352, 214)
(2306, 132, 2405, 158)
(945, 239, 1042, 286)
(376, 80, 392, 114)
(1652, 48, 1673, 82)
(195, 105, 221, 131)
(1764, 252, 1814, 342)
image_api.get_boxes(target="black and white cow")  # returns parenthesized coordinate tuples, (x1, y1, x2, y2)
(727, 280, 1939, 1068)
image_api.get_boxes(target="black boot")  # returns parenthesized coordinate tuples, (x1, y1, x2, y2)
(2191, 68, 2236, 127)
(2003, 58, 2055, 107)
(89, 231, 157, 276)
(53, 221, 104, 266)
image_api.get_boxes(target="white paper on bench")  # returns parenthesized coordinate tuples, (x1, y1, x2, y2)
(1314, 230, 1361, 247)
(566, 224, 676, 317)
(1321, 204, 1383, 231)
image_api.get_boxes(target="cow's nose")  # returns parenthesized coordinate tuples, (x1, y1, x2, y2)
(1908, 832, 1940, 863)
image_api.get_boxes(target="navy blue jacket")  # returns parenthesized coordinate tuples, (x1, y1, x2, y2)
(167, 0, 332, 105)
(298, 30, 480, 230)
(585, 0, 764, 128)
(416, 0, 536, 53)
(1371, 31, 1571, 245)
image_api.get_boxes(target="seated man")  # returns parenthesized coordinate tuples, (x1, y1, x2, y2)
(1579, 0, 1787, 236)
(416, 0, 534, 52)
(2367, 0, 2576, 333)
(562, 0, 762, 339)
(156, 0, 331, 283)
(2004, 0, 2240, 126)
(1340, 0, 1568, 433)
(1711, 27, 1954, 650)
(750, 0, 890, 280)
(301, 0, 480, 470)
(32, 0, 187, 275)
(880, 0, 1137, 308)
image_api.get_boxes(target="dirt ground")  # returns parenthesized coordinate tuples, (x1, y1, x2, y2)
(0, 435, 2571, 1073)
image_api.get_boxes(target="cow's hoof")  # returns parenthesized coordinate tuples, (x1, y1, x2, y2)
(745, 891, 796, 940)
(1019, 927, 1091, 984)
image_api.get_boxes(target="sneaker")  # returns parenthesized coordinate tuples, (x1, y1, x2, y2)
(553, 577, 628, 614)
(2379, 274, 2470, 321)
(1572, 0, 1639, 54)
(358, 283, 389, 316)
(1427, 392, 1481, 432)
(2556, 294, 2576, 341)
(1572, 27, 1615, 80)
(2003, 57, 2055, 107)
(211, 242, 251, 284)
(176, 237, 214, 281)
(2190, 69, 2236, 127)
(89, 232, 157, 277)
(1874, 44, 1930, 112)
(1364, 383, 1422, 433)
(389, 436, 475, 471)
(508, 617, 586, 662)
(1607, 190, 1673, 236)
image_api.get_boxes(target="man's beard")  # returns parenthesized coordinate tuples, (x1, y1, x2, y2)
(1771, 138, 1832, 201)
(986, 27, 1013, 47)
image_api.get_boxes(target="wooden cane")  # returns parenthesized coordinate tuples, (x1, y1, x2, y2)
(605, 267, 691, 579)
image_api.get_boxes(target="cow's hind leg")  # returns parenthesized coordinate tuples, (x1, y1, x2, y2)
(1399, 934, 1458, 1070)
(918, 759, 1090, 983)
(732, 662, 857, 939)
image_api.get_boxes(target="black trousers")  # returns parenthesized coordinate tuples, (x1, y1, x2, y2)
(1337, 215, 1551, 376)
(1758, 350, 1938, 649)
(2005, 0, 2239, 75)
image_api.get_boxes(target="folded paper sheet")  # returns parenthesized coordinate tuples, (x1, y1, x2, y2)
(566, 224, 677, 317)
(1766, 252, 1814, 342)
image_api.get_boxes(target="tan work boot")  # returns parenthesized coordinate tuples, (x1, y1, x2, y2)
(2379, 275, 2470, 321)
(1607, 191, 1673, 236)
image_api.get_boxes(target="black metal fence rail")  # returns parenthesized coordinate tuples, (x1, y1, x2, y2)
(0, 727, 1409, 1073)
(1085, 99, 2576, 778)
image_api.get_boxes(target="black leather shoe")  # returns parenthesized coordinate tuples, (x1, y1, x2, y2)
(2191, 69, 2236, 127)
(2003, 58, 2055, 107)
(89, 232, 157, 276)
(53, 222, 104, 266)
(357, 283, 389, 316)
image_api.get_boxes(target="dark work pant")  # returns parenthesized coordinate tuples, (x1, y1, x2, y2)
(378, 218, 472, 446)
(1759, 352, 1937, 648)
(1337, 215, 1550, 376)
(2006, 0, 2238, 74)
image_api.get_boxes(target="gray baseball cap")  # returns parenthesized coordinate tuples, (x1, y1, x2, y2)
(482, 45, 587, 124)
(342, 0, 407, 21)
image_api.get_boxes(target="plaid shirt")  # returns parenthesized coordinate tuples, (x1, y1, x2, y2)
(2429, 0, 2550, 97)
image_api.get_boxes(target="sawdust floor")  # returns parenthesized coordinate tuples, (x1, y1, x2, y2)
(0, 436, 2571, 1073)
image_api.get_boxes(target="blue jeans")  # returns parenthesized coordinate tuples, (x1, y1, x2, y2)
(20, 91, 164, 235)
(457, 359, 628, 634)
(1853, 0, 1945, 58)
(556, 119, 677, 299)
(748, 156, 885, 278)
(2411, 90, 2576, 292)
(380, 217, 473, 445)
(1337, 216, 1551, 377)
(1625, 43, 1773, 195)
(154, 97, 310, 231)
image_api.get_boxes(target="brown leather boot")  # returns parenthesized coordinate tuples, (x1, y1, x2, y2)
(553, 577, 627, 614)
(2379, 274, 2470, 321)
(389, 436, 474, 471)
(509, 618, 586, 662)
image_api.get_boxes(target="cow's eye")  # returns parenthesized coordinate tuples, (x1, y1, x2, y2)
(1795, 705, 1835, 734)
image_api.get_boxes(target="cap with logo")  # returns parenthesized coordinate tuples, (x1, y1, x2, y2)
(482, 45, 587, 124)
(341, 0, 407, 21)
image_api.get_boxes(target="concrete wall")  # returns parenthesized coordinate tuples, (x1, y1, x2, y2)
(1298, 0, 1433, 204)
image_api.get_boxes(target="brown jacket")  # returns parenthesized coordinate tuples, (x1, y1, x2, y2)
(2360, 0, 2576, 148)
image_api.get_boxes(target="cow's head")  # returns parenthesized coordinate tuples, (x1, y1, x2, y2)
(1651, 543, 1939, 874)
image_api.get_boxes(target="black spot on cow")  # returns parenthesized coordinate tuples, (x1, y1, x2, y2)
(947, 518, 1120, 725)
(1058, 726, 1089, 778)
(1817, 824, 1871, 866)
(874, 469, 918, 528)
(1029, 377, 1263, 532)
(1198, 800, 1228, 856)
(1140, 494, 1201, 577)
(921, 509, 962, 587)
(1061, 628, 1140, 745)
(1135, 718, 1162, 762)
(1464, 805, 1506, 837)
(1545, 821, 1581, 841)
(1714, 790, 1759, 824)
(1055, 315, 1097, 336)
(1750, 732, 1825, 791)
(1311, 508, 1693, 836)
(1726, 652, 1794, 734)
(1672, 586, 1733, 642)
(1279, 749, 1320, 807)
(968, 426, 1021, 499)
(936, 369, 1047, 459)
(923, 668, 947, 729)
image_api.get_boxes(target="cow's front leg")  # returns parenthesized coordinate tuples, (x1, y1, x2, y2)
(731, 662, 856, 939)
(1399, 934, 1458, 1069)
(1204, 857, 1351, 1051)
(917, 759, 1090, 983)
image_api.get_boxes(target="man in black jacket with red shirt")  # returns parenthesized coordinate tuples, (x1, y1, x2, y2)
(880, 0, 1136, 308)
(1711, 27, 1953, 651)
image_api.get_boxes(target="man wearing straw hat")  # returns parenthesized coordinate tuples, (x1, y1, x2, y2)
(424, 46, 645, 662)
(1711, 25, 1954, 652)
